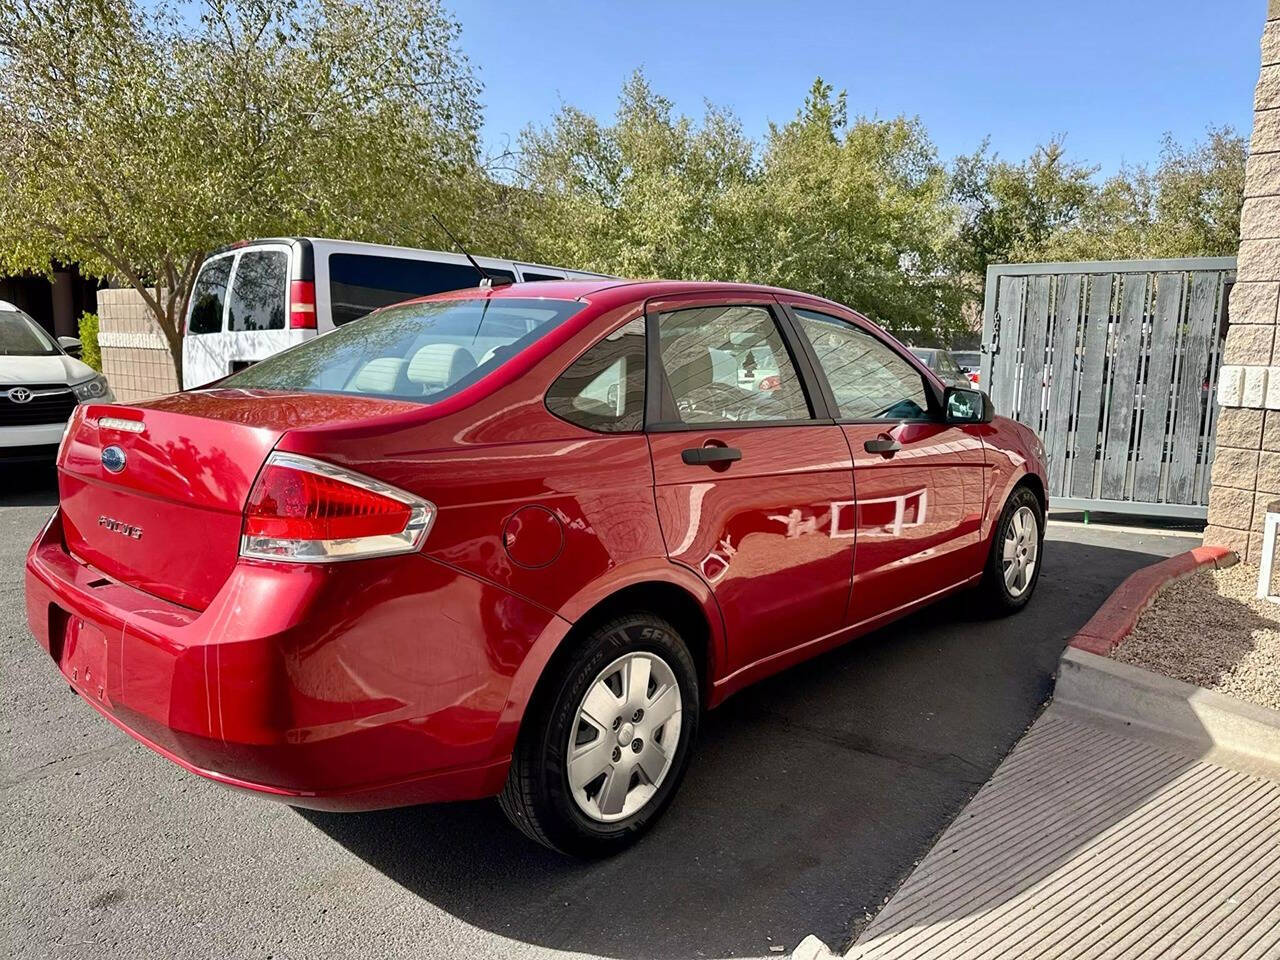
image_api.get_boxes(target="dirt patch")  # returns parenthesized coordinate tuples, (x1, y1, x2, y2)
(1112, 561, 1280, 712)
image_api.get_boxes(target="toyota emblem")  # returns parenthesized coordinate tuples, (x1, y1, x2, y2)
(6, 387, 32, 404)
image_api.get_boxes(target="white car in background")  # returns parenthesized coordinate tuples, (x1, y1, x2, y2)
(1, 300, 112, 464)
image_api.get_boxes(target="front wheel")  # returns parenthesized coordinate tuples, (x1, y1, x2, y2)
(498, 613, 699, 857)
(979, 485, 1044, 613)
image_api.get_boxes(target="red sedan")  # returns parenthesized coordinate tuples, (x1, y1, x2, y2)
(26, 280, 1046, 856)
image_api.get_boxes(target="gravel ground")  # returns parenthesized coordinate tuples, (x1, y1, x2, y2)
(1115, 562, 1280, 711)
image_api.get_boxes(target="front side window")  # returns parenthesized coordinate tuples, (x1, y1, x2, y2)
(329, 254, 517, 327)
(227, 250, 288, 332)
(657, 304, 810, 424)
(795, 309, 930, 420)
(546, 317, 645, 432)
(0, 308, 58, 356)
(188, 256, 233, 335)
(221, 297, 584, 402)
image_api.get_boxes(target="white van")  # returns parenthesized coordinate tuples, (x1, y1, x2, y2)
(181, 238, 608, 389)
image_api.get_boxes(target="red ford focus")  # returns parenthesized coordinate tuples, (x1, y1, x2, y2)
(26, 280, 1046, 856)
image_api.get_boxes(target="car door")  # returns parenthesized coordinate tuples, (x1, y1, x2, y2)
(783, 301, 986, 628)
(645, 294, 855, 675)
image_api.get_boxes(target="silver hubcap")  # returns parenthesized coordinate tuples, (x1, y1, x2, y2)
(567, 651, 683, 823)
(1002, 505, 1039, 598)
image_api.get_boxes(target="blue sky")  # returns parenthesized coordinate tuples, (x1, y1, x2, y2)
(457, 0, 1262, 177)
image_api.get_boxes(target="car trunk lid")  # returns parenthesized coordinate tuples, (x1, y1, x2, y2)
(58, 390, 419, 609)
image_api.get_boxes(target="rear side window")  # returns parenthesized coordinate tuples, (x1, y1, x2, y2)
(329, 254, 518, 327)
(188, 257, 232, 335)
(227, 251, 288, 332)
(795, 309, 930, 420)
(222, 297, 584, 402)
(520, 270, 564, 282)
(546, 317, 645, 432)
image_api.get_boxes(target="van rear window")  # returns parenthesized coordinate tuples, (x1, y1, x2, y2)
(329, 254, 517, 327)
(188, 257, 232, 335)
(227, 251, 288, 331)
(221, 297, 584, 402)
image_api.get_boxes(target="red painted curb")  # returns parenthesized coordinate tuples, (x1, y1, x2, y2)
(1069, 545, 1239, 657)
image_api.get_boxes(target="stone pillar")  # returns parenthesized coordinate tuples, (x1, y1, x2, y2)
(1206, 1, 1280, 562)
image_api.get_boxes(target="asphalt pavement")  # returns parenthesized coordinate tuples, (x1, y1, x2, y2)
(1, 465, 1198, 959)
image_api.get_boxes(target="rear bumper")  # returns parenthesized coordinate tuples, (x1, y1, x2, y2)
(25, 509, 562, 810)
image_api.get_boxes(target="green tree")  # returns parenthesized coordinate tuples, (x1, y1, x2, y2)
(753, 78, 961, 339)
(951, 128, 1246, 273)
(0, 0, 482, 379)
(950, 136, 1098, 278)
(514, 74, 965, 342)
(1046, 127, 1246, 260)
(512, 71, 758, 281)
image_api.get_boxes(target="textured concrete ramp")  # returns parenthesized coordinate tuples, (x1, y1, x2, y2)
(849, 711, 1280, 960)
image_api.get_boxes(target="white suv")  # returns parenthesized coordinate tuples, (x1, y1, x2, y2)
(1, 300, 112, 463)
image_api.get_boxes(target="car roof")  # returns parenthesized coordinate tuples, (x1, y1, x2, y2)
(407, 278, 864, 317)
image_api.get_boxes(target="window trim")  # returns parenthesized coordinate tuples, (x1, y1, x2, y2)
(641, 294, 833, 432)
(779, 301, 946, 425)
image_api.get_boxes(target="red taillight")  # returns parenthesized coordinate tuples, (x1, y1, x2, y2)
(289, 280, 316, 329)
(241, 453, 434, 562)
(246, 465, 411, 540)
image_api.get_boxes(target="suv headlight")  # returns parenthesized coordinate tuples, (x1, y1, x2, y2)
(71, 374, 113, 403)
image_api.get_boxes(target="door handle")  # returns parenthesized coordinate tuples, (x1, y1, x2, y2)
(863, 437, 901, 454)
(682, 446, 743, 466)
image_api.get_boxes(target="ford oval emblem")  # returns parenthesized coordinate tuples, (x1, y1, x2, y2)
(101, 445, 126, 474)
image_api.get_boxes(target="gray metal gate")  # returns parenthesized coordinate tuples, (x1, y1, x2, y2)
(980, 257, 1236, 519)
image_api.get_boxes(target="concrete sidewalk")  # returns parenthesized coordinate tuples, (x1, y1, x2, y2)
(840, 708, 1280, 960)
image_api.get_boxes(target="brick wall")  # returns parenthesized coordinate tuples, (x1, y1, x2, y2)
(97, 288, 179, 403)
(1205, 1, 1280, 562)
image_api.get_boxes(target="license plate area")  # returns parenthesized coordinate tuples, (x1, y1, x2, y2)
(61, 617, 110, 704)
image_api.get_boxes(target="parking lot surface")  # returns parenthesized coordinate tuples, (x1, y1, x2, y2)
(1, 468, 1196, 959)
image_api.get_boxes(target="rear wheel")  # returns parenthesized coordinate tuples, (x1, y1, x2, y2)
(979, 485, 1044, 613)
(498, 613, 699, 857)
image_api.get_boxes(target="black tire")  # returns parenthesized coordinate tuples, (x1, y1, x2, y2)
(979, 485, 1044, 614)
(498, 613, 700, 857)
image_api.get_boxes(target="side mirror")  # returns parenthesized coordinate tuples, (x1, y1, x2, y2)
(944, 386, 994, 424)
(57, 336, 83, 358)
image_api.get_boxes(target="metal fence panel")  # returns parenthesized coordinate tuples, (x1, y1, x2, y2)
(981, 257, 1236, 519)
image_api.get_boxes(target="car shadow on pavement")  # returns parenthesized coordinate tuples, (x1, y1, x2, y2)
(1, 462, 58, 507)
(300, 533, 1190, 960)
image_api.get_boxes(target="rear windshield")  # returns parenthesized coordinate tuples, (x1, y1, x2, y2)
(0, 308, 59, 356)
(220, 297, 584, 402)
